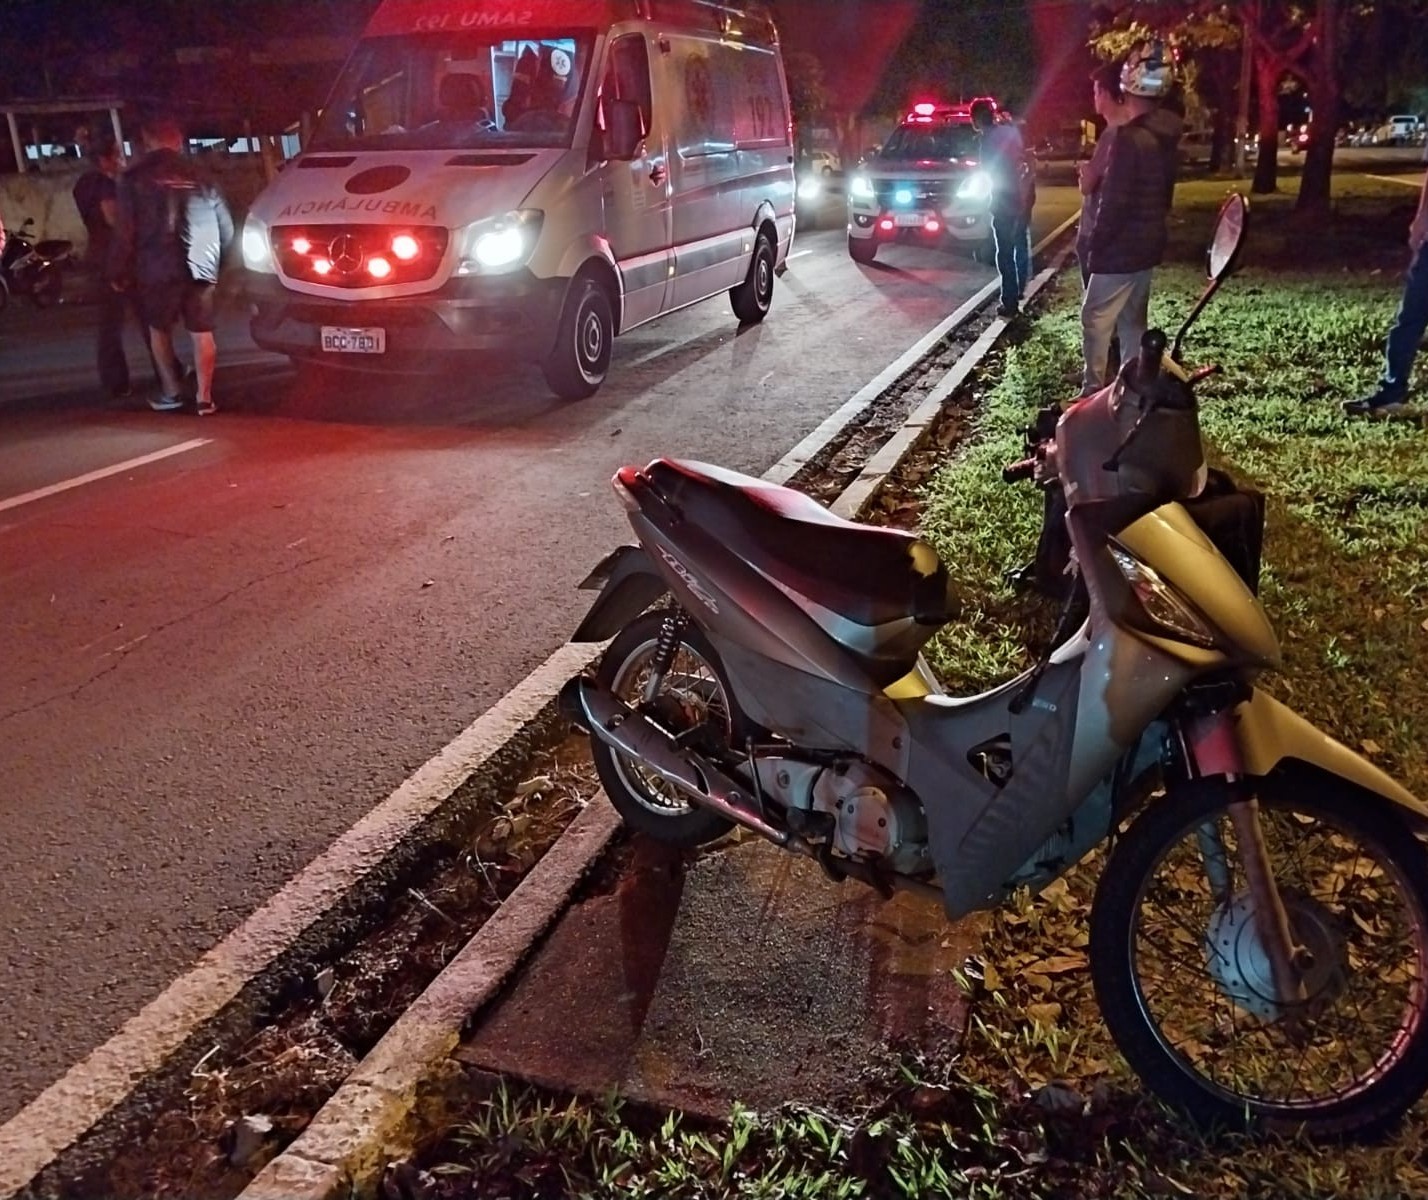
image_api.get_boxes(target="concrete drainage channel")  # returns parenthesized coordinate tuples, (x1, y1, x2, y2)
(0, 220, 1075, 1200)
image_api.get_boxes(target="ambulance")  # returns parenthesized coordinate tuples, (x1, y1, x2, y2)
(240, 0, 795, 399)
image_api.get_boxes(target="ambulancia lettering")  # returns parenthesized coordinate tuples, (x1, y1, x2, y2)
(413, 9, 534, 31)
(277, 198, 439, 221)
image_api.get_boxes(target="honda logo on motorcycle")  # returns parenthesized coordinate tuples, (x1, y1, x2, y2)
(656, 546, 719, 614)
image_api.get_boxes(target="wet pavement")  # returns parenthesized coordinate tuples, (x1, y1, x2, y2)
(459, 835, 978, 1117)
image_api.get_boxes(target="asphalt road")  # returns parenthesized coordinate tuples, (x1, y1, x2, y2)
(0, 192, 1079, 1120)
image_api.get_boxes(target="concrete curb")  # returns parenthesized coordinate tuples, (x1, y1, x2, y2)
(241, 799, 623, 1200)
(237, 225, 1083, 1200)
(0, 223, 1076, 1199)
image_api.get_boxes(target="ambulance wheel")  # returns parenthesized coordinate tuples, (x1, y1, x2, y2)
(730, 231, 775, 324)
(544, 277, 612, 400)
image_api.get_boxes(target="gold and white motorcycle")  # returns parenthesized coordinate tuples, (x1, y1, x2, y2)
(561, 195, 1428, 1136)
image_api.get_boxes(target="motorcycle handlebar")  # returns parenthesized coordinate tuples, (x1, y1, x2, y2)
(1001, 457, 1038, 484)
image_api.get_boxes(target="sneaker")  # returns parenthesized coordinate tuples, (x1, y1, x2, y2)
(149, 394, 185, 412)
(997, 302, 1020, 319)
(1342, 390, 1407, 418)
(196, 397, 217, 416)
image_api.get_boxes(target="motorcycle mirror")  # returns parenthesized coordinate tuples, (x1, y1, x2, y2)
(1207, 192, 1248, 281)
(1173, 192, 1250, 360)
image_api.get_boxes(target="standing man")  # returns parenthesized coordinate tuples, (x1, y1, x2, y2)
(971, 97, 1029, 318)
(109, 113, 233, 416)
(73, 133, 147, 400)
(1343, 155, 1428, 417)
(1076, 63, 1130, 287)
(1079, 42, 1183, 395)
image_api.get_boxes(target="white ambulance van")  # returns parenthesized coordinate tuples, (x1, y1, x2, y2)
(239, 0, 795, 399)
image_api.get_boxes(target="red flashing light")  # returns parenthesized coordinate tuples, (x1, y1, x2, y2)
(292, 236, 313, 255)
(391, 234, 420, 262)
(913, 102, 937, 116)
(367, 256, 393, 280)
(312, 258, 333, 275)
(925, 218, 941, 233)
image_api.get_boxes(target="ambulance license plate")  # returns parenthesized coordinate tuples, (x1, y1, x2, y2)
(321, 326, 386, 354)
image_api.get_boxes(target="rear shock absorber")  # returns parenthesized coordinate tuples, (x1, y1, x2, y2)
(641, 610, 689, 706)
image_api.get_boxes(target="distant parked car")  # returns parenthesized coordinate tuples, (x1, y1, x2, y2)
(1385, 115, 1425, 145)
(805, 148, 841, 176)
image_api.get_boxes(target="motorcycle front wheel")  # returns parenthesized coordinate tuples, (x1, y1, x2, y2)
(1091, 777, 1428, 1137)
(589, 610, 738, 848)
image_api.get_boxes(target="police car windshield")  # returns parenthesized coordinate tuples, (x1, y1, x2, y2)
(312, 31, 594, 152)
(879, 122, 980, 162)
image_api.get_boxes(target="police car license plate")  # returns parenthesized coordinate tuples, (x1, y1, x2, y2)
(894, 212, 925, 227)
(321, 326, 386, 354)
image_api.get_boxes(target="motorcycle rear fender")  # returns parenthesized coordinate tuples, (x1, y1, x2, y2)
(1207, 688, 1427, 827)
(570, 546, 668, 643)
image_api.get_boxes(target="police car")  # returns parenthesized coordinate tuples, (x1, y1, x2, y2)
(846, 100, 1006, 264)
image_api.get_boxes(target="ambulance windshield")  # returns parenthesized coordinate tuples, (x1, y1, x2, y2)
(312, 31, 594, 152)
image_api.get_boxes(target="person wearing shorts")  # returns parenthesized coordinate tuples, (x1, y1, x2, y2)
(109, 112, 233, 415)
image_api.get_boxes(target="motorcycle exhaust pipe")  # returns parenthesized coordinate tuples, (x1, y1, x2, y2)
(560, 676, 791, 847)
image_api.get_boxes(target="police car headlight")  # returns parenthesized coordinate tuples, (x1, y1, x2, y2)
(241, 218, 274, 273)
(457, 210, 544, 276)
(798, 175, 823, 202)
(956, 171, 993, 201)
(849, 175, 875, 200)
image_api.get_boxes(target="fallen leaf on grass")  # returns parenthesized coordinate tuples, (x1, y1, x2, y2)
(515, 775, 552, 799)
(1361, 739, 1383, 756)
(1025, 953, 1088, 975)
(1026, 1002, 1062, 1027)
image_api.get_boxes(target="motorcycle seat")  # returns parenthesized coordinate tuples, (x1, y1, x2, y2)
(645, 458, 959, 631)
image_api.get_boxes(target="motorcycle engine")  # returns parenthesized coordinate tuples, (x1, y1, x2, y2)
(810, 762, 930, 876)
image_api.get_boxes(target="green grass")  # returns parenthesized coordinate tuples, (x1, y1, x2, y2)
(922, 190, 1428, 798)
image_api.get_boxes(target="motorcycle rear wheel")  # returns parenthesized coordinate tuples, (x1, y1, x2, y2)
(1091, 777, 1428, 1137)
(590, 611, 737, 848)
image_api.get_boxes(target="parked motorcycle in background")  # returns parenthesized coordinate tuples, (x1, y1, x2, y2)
(561, 194, 1428, 1138)
(0, 217, 71, 312)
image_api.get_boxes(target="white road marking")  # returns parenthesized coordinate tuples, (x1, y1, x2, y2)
(0, 439, 212, 515)
(786, 249, 814, 260)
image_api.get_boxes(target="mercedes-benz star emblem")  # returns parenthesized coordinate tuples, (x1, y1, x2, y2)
(328, 234, 363, 274)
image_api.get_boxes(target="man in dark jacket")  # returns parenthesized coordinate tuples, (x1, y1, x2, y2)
(109, 113, 234, 415)
(1079, 43, 1183, 394)
(972, 98, 1029, 317)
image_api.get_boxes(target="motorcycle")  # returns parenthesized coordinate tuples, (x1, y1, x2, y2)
(0, 217, 71, 312)
(560, 194, 1428, 1137)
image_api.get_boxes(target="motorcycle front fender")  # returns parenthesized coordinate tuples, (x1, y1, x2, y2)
(570, 545, 669, 643)
(1217, 688, 1428, 827)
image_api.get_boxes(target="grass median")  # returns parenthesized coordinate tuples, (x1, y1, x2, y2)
(415, 177, 1428, 1200)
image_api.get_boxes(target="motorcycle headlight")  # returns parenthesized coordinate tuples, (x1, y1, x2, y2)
(1109, 544, 1218, 648)
(241, 217, 274, 273)
(956, 171, 993, 201)
(456, 210, 543, 276)
(849, 175, 875, 201)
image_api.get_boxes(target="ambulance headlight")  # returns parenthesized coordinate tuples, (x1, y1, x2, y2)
(457, 210, 544, 276)
(242, 217, 274, 272)
(956, 171, 993, 201)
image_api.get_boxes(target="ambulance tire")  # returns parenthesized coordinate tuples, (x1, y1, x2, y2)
(543, 276, 613, 401)
(730, 231, 775, 325)
(848, 234, 878, 265)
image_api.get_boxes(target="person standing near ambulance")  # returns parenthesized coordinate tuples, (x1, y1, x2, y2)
(109, 113, 233, 415)
(971, 98, 1029, 318)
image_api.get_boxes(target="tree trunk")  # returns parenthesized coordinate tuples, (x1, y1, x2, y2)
(1294, 0, 1340, 221)
(1251, 53, 1281, 195)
